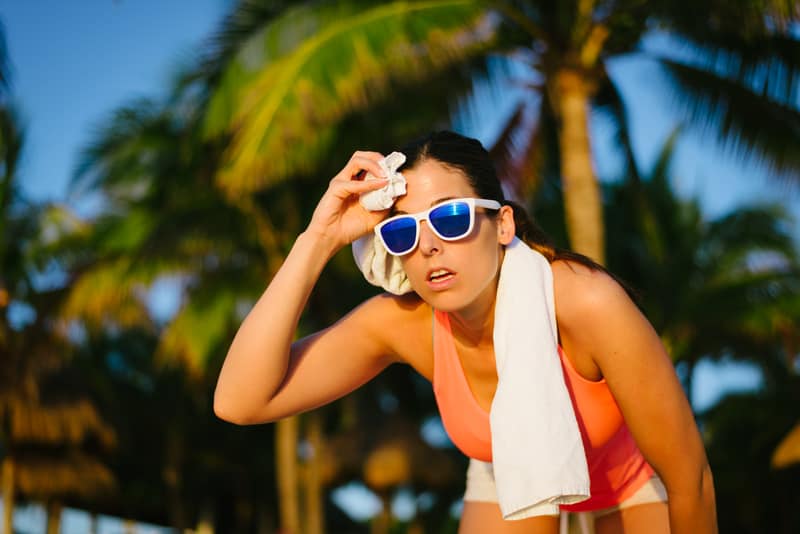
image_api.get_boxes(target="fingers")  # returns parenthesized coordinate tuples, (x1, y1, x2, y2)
(329, 174, 389, 199)
(336, 151, 386, 182)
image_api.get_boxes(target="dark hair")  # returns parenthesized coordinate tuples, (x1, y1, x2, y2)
(399, 130, 637, 298)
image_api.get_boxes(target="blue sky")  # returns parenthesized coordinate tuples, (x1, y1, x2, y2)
(1, 0, 795, 530)
(3, 0, 232, 202)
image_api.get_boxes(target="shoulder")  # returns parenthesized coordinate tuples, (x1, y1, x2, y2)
(550, 259, 636, 343)
(356, 291, 429, 322)
(349, 291, 432, 364)
(551, 259, 630, 316)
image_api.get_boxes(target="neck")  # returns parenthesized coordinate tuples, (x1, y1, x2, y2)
(447, 244, 507, 347)
(448, 280, 498, 348)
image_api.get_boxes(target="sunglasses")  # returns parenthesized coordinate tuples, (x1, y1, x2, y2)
(374, 197, 502, 256)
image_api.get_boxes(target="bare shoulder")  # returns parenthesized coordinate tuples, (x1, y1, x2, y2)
(551, 259, 632, 327)
(356, 291, 429, 332)
(350, 291, 434, 375)
(550, 258, 644, 363)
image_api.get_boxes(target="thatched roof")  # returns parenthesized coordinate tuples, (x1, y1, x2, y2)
(14, 451, 116, 499)
(1, 395, 116, 448)
(772, 421, 800, 469)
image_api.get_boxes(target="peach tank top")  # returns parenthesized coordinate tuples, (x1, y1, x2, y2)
(431, 309, 655, 511)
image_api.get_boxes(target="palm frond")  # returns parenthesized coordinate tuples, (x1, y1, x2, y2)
(593, 71, 643, 184)
(451, 52, 545, 199)
(204, 0, 495, 195)
(60, 259, 157, 331)
(703, 204, 797, 273)
(71, 99, 173, 197)
(199, 0, 298, 86)
(660, 32, 800, 107)
(649, 0, 799, 40)
(658, 57, 800, 181)
(0, 19, 9, 94)
(772, 421, 800, 468)
(155, 285, 241, 378)
(488, 98, 548, 201)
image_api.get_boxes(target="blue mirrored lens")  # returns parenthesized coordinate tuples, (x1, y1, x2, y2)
(429, 202, 471, 238)
(380, 217, 418, 253)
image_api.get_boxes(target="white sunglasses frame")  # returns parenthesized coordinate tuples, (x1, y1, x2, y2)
(374, 197, 502, 256)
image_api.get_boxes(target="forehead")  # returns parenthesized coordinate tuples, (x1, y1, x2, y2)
(394, 159, 477, 212)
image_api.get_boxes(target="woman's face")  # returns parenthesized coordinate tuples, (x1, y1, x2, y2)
(392, 158, 514, 313)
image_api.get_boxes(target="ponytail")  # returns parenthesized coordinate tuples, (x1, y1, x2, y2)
(502, 200, 557, 261)
(501, 200, 640, 302)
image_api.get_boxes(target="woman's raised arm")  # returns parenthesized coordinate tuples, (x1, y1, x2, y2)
(213, 152, 397, 425)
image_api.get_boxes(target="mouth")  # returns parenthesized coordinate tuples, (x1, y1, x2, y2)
(427, 268, 455, 283)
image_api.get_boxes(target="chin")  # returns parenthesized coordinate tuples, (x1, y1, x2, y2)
(414, 287, 471, 313)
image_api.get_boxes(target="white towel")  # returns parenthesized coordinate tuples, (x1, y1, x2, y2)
(352, 233, 412, 295)
(491, 237, 590, 519)
(352, 151, 411, 295)
(359, 151, 407, 211)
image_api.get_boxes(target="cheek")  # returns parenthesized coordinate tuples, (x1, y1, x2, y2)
(399, 255, 427, 286)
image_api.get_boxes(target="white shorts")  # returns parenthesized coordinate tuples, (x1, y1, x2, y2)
(463, 458, 668, 517)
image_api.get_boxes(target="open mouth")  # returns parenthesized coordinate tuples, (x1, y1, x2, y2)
(428, 269, 455, 283)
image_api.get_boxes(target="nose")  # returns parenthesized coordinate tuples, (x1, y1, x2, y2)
(417, 221, 441, 256)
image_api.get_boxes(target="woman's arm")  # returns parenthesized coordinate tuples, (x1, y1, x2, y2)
(214, 152, 399, 424)
(553, 261, 718, 534)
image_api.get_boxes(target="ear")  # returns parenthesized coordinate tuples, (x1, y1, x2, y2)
(497, 205, 516, 246)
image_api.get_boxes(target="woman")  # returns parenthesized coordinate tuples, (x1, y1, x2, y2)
(214, 131, 717, 533)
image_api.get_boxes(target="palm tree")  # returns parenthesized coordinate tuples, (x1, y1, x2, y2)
(0, 104, 116, 534)
(700, 348, 800, 532)
(63, 76, 387, 531)
(65, 51, 470, 528)
(201, 0, 800, 264)
(604, 132, 800, 406)
(601, 134, 800, 531)
(59, 89, 275, 531)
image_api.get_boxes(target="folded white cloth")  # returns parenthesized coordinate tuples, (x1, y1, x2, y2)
(491, 237, 590, 519)
(352, 233, 412, 295)
(352, 151, 411, 295)
(359, 151, 407, 211)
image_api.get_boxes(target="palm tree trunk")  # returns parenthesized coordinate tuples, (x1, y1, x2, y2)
(45, 500, 62, 534)
(256, 504, 274, 534)
(164, 429, 186, 530)
(304, 411, 324, 534)
(195, 497, 216, 534)
(2, 456, 15, 534)
(371, 493, 392, 534)
(552, 68, 605, 264)
(277, 416, 301, 534)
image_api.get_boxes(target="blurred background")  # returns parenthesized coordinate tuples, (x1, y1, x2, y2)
(1, 1, 799, 533)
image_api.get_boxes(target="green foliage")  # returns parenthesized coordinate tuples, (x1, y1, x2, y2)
(157, 285, 239, 378)
(16, 1, 800, 530)
(204, 0, 493, 194)
(702, 363, 800, 533)
(605, 135, 799, 368)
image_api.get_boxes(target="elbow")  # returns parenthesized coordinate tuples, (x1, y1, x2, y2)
(213, 389, 260, 426)
(662, 459, 716, 502)
(213, 394, 241, 424)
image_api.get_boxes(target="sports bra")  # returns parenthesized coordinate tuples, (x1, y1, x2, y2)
(431, 309, 655, 511)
